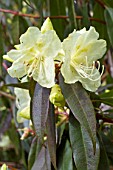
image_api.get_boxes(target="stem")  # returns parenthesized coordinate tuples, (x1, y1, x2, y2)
(0, 90, 15, 100)
(0, 8, 106, 24)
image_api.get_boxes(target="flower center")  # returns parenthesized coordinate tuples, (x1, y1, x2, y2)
(70, 56, 104, 81)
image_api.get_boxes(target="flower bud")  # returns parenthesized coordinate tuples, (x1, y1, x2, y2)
(49, 84, 65, 107)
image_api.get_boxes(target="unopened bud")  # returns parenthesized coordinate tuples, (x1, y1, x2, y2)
(49, 84, 65, 107)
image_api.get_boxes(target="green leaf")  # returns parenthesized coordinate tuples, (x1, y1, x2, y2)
(49, 0, 66, 40)
(28, 137, 38, 170)
(46, 103, 56, 169)
(32, 143, 51, 170)
(66, 0, 77, 31)
(57, 122, 66, 145)
(92, 3, 109, 47)
(32, 83, 50, 141)
(11, 16, 28, 44)
(104, 7, 113, 47)
(98, 133, 110, 170)
(59, 75, 96, 151)
(69, 113, 100, 170)
(0, 23, 4, 75)
(81, 2, 90, 28)
(57, 139, 73, 170)
(99, 89, 113, 107)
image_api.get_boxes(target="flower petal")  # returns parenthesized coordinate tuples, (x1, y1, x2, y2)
(61, 55, 80, 84)
(32, 58, 55, 88)
(19, 27, 41, 49)
(41, 30, 62, 59)
(8, 57, 27, 78)
(41, 17, 53, 33)
(79, 68, 101, 92)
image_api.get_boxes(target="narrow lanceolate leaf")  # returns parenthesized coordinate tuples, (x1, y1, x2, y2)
(104, 7, 113, 47)
(0, 23, 4, 75)
(57, 140, 73, 170)
(59, 75, 96, 151)
(98, 133, 109, 170)
(66, 0, 77, 30)
(46, 103, 56, 170)
(28, 137, 38, 170)
(32, 83, 50, 140)
(69, 114, 100, 170)
(32, 144, 51, 170)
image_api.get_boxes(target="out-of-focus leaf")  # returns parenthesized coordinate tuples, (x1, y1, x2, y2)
(66, 0, 77, 31)
(11, 16, 28, 44)
(49, 0, 66, 40)
(104, 7, 113, 47)
(69, 113, 100, 170)
(92, 3, 109, 47)
(57, 139, 73, 170)
(4, 82, 29, 90)
(46, 103, 56, 169)
(98, 133, 109, 170)
(81, 2, 90, 28)
(0, 111, 12, 136)
(32, 83, 50, 141)
(32, 144, 51, 170)
(99, 89, 113, 107)
(0, 23, 4, 75)
(59, 75, 96, 151)
(103, 0, 113, 8)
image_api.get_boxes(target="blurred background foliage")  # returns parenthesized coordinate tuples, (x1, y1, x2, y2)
(1, 0, 113, 169)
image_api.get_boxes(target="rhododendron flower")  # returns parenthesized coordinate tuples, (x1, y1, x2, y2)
(61, 27, 106, 92)
(5, 18, 63, 88)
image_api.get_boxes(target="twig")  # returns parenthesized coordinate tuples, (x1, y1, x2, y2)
(0, 8, 106, 25)
(0, 90, 15, 100)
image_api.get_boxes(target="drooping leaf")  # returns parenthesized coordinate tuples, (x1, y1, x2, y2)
(104, 7, 113, 47)
(59, 75, 96, 151)
(46, 103, 56, 169)
(28, 137, 38, 170)
(32, 83, 50, 141)
(57, 122, 66, 145)
(69, 113, 100, 170)
(0, 23, 4, 75)
(57, 139, 73, 170)
(32, 143, 51, 170)
(98, 133, 110, 170)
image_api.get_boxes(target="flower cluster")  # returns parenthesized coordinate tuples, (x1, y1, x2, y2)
(4, 18, 106, 92)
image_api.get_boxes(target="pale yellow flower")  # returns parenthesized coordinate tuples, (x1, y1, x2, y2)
(61, 27, 106, 92)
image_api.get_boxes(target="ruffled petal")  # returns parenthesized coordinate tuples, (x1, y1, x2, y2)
(8, 57, 27, 78)
(32, 58, 55, 88)
(78, 68, 101, 92)
(19, 27, 41, 49)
